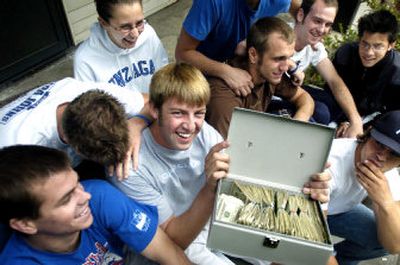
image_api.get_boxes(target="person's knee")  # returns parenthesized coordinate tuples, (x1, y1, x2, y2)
(312, 101, 331, 124)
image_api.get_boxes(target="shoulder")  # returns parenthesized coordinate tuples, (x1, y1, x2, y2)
(196, 122, 223, 148)
(329, 138, 357, 163)
(334, 42, 357, 61)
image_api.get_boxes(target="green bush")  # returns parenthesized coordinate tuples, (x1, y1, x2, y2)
(304, 0, 400, 87)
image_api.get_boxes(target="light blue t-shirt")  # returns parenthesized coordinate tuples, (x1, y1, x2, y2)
(0, 180, 158, 265)
(112, 122, 223, 224)
(183, 0, 291, 62)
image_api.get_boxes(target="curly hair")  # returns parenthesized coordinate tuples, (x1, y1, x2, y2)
(62, 90, 129, 165)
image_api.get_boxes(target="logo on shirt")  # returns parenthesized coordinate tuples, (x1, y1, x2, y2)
(108, 60, 155, 87)
(132, 209, 151, 231)
(0, 82, 54, 125)
(83, 242, 124, 265)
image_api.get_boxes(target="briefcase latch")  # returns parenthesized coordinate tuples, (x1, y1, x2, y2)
(263, 236, 280, 248)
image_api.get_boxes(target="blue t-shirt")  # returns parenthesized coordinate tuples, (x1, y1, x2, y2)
(0, 180, 158, 265)
(183, 0, 290, 62)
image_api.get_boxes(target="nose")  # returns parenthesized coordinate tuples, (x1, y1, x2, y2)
(77, 184, 91, 204)
(182, 114, 196, 131)
(377, 146, 392, 161)
(128, 27, 140, 37)
(280, 59, 290, 72)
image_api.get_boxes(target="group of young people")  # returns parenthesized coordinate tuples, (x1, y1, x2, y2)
(0, 0, 400, 264)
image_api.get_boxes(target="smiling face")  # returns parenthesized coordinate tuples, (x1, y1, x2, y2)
(100, 2, 145, 49)
(358, 138, 400, 172)
(31, 169, 93, 236)
(358, 32, 394, 68)
(250, 32, 295, 86)
(150, 97, 206, 150)
(295, 0, 337, 49)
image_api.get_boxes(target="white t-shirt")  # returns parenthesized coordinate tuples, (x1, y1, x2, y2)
(74, 22, 168, 93)
(292, 42, 328, 72)
(327, 138, 400, 215)
(0, 77, 144, 166)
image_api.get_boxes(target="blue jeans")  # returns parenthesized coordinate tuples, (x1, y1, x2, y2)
(327, 204, 388, 265)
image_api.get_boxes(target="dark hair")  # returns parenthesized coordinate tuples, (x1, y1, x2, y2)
(358, 10, 399, 43)
(0, 145, 71, 224)
(62, 90, 129, 165)
(300, 0, 338, 18)
(95, 0, 142, 22)
(247, 16, 294, 57)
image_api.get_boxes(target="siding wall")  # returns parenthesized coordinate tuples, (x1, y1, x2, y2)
(62, 0, 177, 45)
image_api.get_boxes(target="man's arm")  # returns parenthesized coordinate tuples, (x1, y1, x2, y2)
(275, 77, 314, 121)
(286, 86, 314, 121)
(316, 58, 363, 138)
(109, 100, 153, 180)
(175, 29, 253, 96)
(160, 141, 230, 249)
(288, 0, 302, 18)
(356, 160, 400, 253)
(141, 227, 192, 265)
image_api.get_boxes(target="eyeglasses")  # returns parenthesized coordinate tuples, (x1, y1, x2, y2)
(359, 41, 386, 52)
(110, 19, 147, 34)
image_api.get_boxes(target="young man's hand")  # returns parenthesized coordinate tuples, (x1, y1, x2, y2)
(108, 116, 148, 180)
(303, 163, 331, 203)
(204, 141, 230, 192)
(356, 159, 394, 207)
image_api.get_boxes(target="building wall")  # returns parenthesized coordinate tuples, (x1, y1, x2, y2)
(62, 0, 177, 45)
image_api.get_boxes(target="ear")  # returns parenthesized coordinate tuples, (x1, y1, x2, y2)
(9, 218, 38, 235)
(388, 41, 396, 51)
(98, 16, 107, 28)
(248, 47, 259, 64)
(148, 102, 159, 120)
(296, 8, 304, 23)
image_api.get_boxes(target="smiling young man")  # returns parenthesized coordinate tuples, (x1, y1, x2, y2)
(74, 0, 168, 93)
(326, 110, 400, 264)
(0, 145, 190, 265)
(110, 62, 332, 265)
(206, 16, 314, 138)
(175, 0, 301, 97)
(329, 10, 400, 135)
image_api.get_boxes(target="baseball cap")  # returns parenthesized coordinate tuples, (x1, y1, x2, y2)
(370, 111, 400, 156)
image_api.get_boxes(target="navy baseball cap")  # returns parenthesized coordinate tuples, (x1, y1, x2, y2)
(370, 111, 400, 156)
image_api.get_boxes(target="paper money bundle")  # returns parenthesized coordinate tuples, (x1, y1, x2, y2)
(215, 181, 329, 244)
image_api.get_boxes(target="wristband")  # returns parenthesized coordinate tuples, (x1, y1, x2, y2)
(133, 114, 152, 127)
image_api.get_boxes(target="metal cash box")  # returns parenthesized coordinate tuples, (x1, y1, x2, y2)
(207, 108, 335, 265)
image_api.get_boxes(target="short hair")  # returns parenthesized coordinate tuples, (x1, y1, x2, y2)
(150, 62, 210, 110)
(0, 145, 71, 224)
(246, 17, 295, 57)
(95, 0, 142, 22)
(62, 90, 129, 165)
(300, 0, 338, 18)
(358, 10, 399, 43)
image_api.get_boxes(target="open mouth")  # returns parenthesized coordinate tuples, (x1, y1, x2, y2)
(177, 132, 192, 139)
(123, 38, 137, 47)
(76, 205, 91, 219)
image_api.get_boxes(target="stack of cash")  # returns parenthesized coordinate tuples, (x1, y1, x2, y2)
(215, 181, 329, 244)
